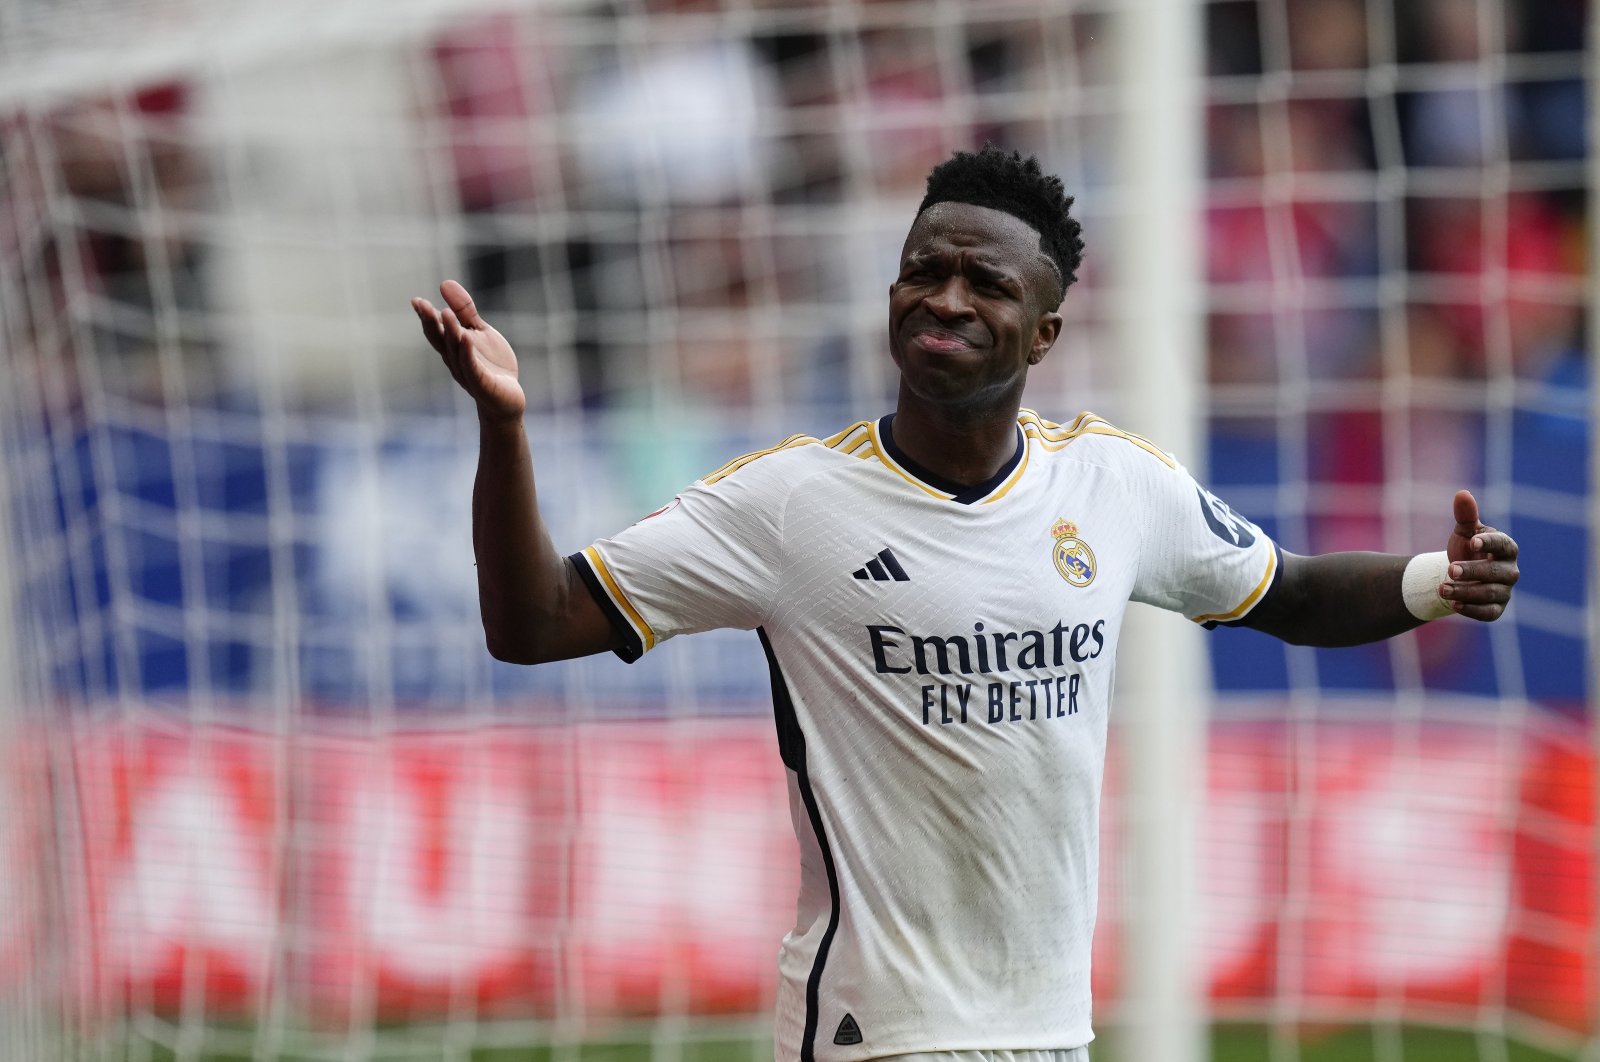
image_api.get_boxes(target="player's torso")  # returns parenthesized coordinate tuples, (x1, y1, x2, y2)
(763, 427, 1143, 1057)
(773, 448, 1137, 742)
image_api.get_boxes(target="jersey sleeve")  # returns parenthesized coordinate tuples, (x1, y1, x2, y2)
(1128, 455, 1280, 626)
(570, 451, 791, 662)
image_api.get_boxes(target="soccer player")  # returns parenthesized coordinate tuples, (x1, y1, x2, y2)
(412, 146, 1520, 1062)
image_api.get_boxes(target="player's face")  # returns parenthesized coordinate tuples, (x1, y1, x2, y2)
(889, 203, 1063, 414)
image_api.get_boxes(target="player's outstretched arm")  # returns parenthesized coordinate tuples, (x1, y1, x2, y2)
(1240, 490, 1519, 648)
(412, 280, 621, 664)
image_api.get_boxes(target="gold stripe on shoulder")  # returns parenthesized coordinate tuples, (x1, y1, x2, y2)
(842, 434, 874, 457)
(702, 434, 817, 485)
(1022, 411, 1178, 467)
(1020, 410, 1099, 442)
(823, 420, 872, 449)
(1075, 425, 1178, 468)
(1019, 410, 1104, 451)
(1021, 409, 1096, 428)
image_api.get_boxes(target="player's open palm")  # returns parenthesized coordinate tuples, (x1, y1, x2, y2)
(412, 280, 525, 421)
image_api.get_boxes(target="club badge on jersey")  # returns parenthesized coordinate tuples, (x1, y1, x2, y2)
(1051, 519, 1096, 587)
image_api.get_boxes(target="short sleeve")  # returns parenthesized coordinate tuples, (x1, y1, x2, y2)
(570, 454, 790, 662)
(1129, 457, 1280, 626)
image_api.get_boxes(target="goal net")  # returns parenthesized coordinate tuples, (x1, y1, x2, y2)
(0, 0, 1591, 1059)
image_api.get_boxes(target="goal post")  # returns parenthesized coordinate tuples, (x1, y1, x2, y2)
(1108, 2, 1208, 1062)
(0, 402, 43, 1062)
(1588, 4, 1600, 1059)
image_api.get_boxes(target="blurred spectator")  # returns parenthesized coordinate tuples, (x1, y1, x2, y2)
(1287, 0, 1367, 70)
(1409, 193, 1575, 378)
(432, 14, 575, 406)
(1206, 92, 1379, 392)
(1400, 0, 1513, 168)
(435, 17, 544, 217)
(568, 20, 779, 206)
(852, 28, 961, 196)
(0, 114, 76, 408)
(47, 83, 213, 403)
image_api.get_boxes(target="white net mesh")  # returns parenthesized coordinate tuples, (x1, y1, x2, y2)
(0, 1, 1591, 1060)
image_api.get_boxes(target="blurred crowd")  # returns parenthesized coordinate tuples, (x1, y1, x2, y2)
(6, 0, 1587, 420)
(0, 0, 1586, 707)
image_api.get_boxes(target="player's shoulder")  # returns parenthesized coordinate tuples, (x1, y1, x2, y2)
(698, 419, 878, 489)
(1019, 409, 1179, 472)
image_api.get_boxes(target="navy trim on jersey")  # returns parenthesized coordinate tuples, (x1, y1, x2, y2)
(878, 414, 1026, 504)
(1206, 544, 1288, 630)
(759, 627, 841, 1062)
(568, 552, 646, 662)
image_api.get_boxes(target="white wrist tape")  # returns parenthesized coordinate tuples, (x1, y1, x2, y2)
(1402, 551, 1454, 621)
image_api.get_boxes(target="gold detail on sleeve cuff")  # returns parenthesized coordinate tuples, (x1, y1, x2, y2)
(1192, 547, 1279, 625)
(583, 546, 657, 652)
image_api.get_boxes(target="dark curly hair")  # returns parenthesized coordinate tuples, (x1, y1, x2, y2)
(916, 145, 1085, 302)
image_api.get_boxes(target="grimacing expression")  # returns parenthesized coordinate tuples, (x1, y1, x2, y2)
(889, 202, 1064, 412)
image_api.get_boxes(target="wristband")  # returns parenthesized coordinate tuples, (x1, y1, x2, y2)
(1402, 551, 1453, 621)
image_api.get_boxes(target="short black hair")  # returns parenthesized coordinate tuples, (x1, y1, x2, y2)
(916, 145, 1085, 301)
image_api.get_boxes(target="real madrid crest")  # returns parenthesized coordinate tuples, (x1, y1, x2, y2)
(1051, 518, 1096, 587)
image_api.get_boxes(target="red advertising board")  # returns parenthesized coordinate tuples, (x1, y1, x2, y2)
(5, 713, 1592, 1031)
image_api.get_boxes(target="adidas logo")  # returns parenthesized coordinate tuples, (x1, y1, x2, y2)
(833, 1013, 863, 1046)
(851, 547, 909, 582)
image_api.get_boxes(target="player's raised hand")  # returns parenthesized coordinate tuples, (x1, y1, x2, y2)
(1440, 489, 1519, 621)
(412, 280, 526, 422)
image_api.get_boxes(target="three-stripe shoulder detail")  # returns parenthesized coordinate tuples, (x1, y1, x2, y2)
(824, 420, 877, 459)
(1019, 409, 1177, 469)
(702, 433, 815, 485)
(701, 422, 876, 486)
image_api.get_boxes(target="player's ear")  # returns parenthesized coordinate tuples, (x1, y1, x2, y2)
(1029, 312, 1063, 366)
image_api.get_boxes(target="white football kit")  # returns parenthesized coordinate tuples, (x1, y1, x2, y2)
(571, 411, 1278, 1062)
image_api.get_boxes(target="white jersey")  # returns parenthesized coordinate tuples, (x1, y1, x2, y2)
(571, 411, 1277, 1061)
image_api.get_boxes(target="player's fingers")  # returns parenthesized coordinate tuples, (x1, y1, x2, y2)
(1450, 600, 1507, 622)
(442, 306, 468, 349)
(1467, 530, 1518, 559)
(1441, 580, 1513, 606)
(1451, 489, 1481, 538)
(441, 279, 486, 329)
(435, 342, 466, 389)
(440, 308, 473, 382)
(1447, 558, 1519, 585)
(415, 301, 468, 387)
(412, 299, 449, 357)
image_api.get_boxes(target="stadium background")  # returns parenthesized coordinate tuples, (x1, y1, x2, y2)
(0, 0, 1591, 1059)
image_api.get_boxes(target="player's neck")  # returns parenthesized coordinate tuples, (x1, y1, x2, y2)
(888, 396, 1022, 489)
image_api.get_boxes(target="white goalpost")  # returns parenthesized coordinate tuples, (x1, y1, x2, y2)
(1587, 4, 1600, 1057)
(1108, 2, 1208, 1062)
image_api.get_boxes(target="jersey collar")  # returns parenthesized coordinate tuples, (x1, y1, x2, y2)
(874, 414, 1027, 505)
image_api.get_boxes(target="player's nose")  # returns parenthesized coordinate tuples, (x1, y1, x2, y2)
(921, 277, 976, 320)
